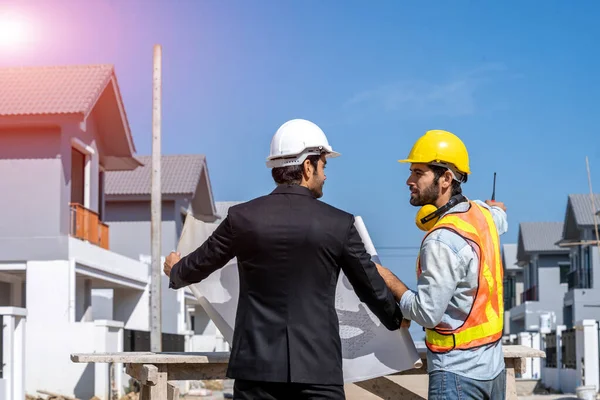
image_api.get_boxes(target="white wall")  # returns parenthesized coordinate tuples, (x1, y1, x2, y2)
(542, 368, 559, 392)
(69, 237, 149, 284)
(92, 289, 114, 320)
(161, 274, 181, 334)
(26, 260, 95, 398)
(113, 287, 149, 331)
(560, 369, 578, 394)
(25, 260, 129, 399)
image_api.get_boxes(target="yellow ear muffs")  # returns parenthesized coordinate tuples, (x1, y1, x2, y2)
(415, 204, 439, 231)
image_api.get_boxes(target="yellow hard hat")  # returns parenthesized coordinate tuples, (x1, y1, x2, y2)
(398, 130, 471, 176)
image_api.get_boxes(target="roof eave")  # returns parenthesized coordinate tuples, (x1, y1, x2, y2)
(102, 155, 144, 172)
(108, 75, 137, 154)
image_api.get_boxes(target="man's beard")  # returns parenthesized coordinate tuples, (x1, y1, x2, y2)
(311, 179, 324, 198)
(409, 181, 439, 206)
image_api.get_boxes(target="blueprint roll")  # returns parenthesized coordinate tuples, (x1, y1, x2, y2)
(179, 211, 423, 382)
(353, 216, 381, 265)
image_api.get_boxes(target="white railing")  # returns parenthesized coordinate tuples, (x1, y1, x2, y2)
(0, 307, 27, 400)
(540, 320, 599, 395)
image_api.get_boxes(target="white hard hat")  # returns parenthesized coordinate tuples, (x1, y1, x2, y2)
(266, 119, 341, 169)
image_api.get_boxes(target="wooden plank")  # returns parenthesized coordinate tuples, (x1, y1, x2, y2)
(167, 382, 180, 400)
(139, 384, 151, 400)
(505, 359, 518, 400)
(126, 364, 158, 385)
(71, 345, 543, 365)
(149, 366, 168, 400)
(513, 357, 527, 375)
(135, 366, 168, 399)
(355, 376, 425, 400)
(166, 363, 229, 381)
(502, 345, 545, 359)
(71, 351, 231, 364)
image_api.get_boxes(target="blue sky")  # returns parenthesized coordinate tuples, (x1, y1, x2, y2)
(2, 0, 599, 336)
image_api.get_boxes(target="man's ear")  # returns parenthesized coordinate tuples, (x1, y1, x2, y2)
(443, 170, 454, 189)
(303, 159, 313, 177)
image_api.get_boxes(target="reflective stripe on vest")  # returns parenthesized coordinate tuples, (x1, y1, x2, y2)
(416, 202, 504, 353)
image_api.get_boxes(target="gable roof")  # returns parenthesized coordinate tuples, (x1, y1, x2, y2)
(566, 194, 600, 227)
(106, 155, 206, 195)
(502, 243, 519, 271)
(516, 222, 567, 263)
(0, 64, 139, 170)
(105, 154, 218, 221)
(0, 64, 114, 116)
(559, 194, 600, 242)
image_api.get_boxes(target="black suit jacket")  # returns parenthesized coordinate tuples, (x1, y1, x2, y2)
(169, 184, 402, 385)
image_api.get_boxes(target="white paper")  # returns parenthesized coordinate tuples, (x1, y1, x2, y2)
(177, 213, 422, 383)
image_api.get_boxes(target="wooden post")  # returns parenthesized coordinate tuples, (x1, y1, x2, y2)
(585, 156, 600, 255)
(150, 44, 163, 352)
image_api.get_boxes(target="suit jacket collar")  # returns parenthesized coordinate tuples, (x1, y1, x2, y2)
(271, 184, 316, 198)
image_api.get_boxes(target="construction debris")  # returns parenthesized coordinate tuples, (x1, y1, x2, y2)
(119, 393, 139, 400)
(34, 390, 81, 400)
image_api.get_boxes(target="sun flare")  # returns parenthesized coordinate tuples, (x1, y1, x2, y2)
(0, 13, 28, 49)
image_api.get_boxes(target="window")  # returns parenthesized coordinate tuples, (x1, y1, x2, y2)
(559, 263, 570, 284)
(584, 246, 592, 288)
(98, 169, 105, 220)
(71, 147, 86, 205)
(70, 138, 94, 208)
(503, 276, 515, 309)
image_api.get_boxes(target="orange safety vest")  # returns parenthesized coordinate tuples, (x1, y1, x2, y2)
(416, 201, 504, 353)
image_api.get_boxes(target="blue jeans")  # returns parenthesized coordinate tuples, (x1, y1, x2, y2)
(428, 369, 506, 400)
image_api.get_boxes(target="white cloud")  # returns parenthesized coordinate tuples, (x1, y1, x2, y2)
(343, 63, 506, 118)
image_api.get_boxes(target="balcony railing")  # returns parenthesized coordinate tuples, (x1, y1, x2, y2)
(69, 203, 109, 250)
(521, 285, 538, 302)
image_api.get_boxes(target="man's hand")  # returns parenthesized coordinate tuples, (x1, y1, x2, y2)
(485, 200, 506, 212)
(401, 319, 411, 329)
(375, 263, 409, 301)
(163, 251, 181, 277)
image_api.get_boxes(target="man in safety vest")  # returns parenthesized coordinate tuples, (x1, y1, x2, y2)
(376, 130, 508, 399)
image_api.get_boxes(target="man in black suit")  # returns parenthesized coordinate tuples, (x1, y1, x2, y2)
(163, 119, 403, 400)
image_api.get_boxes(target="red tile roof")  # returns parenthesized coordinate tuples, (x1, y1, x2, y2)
(0, 64, 115, 116)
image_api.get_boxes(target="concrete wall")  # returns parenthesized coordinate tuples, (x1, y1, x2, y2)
(568, 288, 600, 325)
(25, 260, 96, 399)
(0, 127, 68, 260)
(564, 244, 600, 326)
(104, 200, 181, 259)
(113, 287, 149, 331)
(537, 254, 569, 327)
(25, 260, 131, 399)
(92, 289, 113, 320)
(510, 253, 569, 332)
(510, 300, 552, 332)
(0, 117, 106, 262)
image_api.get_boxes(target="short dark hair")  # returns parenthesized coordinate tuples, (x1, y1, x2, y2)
(430, 165, 465, 197)
(271, 154, 321, 185)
